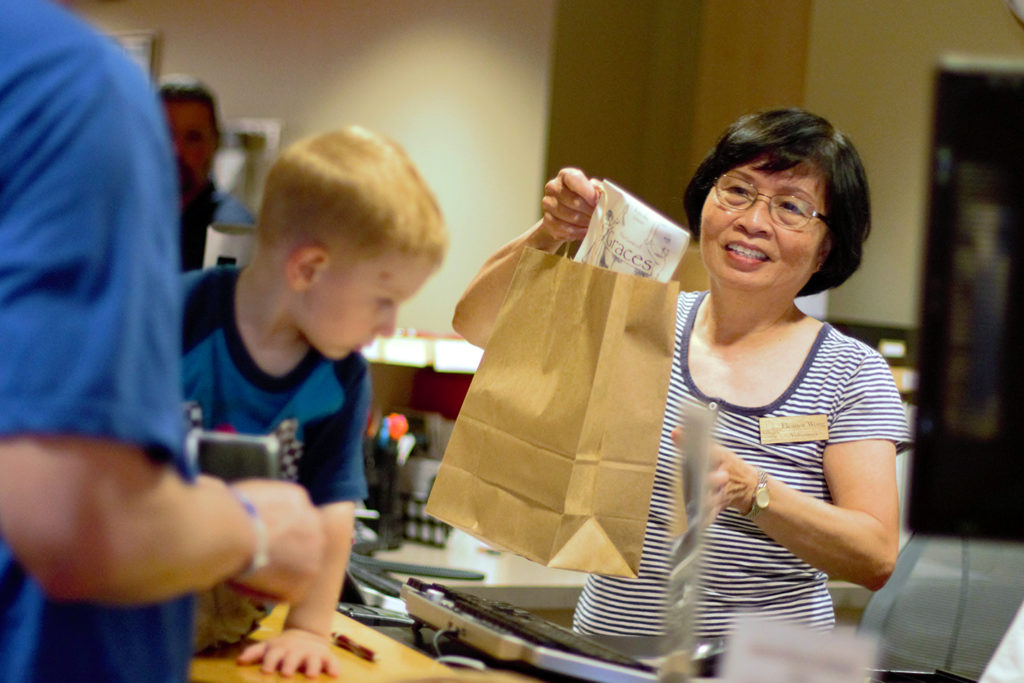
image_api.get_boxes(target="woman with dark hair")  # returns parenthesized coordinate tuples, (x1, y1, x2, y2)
(682, 108, 871, 297)
(453, 108, 910, 640)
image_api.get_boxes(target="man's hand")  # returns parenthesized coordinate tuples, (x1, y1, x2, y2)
(227, 479, 326, 604)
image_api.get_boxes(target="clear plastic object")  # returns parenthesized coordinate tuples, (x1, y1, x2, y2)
(659, 403, 716, 682)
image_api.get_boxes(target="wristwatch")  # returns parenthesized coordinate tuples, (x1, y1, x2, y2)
(744, 468, 770, 520)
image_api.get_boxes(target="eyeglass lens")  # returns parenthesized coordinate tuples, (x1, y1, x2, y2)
(714, 175, 819, 230)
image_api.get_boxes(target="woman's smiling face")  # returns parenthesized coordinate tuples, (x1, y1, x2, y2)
(698, 160, 833, 301)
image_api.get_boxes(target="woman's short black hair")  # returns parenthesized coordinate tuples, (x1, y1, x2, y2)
(682, 108, 870, 297)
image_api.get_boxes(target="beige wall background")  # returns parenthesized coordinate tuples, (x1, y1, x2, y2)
(81, 0, 1024, 334)
(805, 0, 1024, 326)
(82, 0, 556, 335)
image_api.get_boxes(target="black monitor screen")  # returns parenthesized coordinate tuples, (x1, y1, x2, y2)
(908, 55, 1024, 540)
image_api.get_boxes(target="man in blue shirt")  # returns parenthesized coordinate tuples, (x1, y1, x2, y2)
(0, 2, 325, 680)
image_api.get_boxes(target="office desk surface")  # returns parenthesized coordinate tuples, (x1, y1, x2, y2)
(375, 530, 586, 588)
(374, 530, 585, 615)
(189, 604, 450, 682)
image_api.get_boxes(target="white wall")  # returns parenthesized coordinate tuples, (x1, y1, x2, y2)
(805, 0, 1024, 327)
(82, 0, 556, 335)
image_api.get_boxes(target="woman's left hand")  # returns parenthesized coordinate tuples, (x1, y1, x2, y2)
(709, 446, 762, 517)
(671, 427, 749, 521)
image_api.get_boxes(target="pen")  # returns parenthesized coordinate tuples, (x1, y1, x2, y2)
(332, 632, 377, 662)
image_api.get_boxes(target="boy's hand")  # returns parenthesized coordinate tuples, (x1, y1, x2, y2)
(237, 627, 341, 678)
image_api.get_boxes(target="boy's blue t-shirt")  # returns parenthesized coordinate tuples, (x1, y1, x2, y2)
(0, 1, 192, 681)
(182, 267, 370, 505)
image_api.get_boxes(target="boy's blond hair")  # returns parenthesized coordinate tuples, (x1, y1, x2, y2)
(256, 126, 447, 264)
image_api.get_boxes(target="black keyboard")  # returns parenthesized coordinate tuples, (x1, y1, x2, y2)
(868, 671, 976, 682)
(401, 578, 657, 683)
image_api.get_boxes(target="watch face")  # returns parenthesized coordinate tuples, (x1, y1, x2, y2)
(755, 487, 771, 508)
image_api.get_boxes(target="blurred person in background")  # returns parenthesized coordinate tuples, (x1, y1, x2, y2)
(160, 74, 254, 270)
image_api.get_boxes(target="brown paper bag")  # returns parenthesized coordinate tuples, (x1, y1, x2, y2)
(426, 247, 678, 577)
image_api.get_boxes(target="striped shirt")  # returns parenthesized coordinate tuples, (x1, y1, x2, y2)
(574, 291, 911, 638)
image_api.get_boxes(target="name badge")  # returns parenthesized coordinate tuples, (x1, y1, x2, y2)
(759, 414, 829, 444)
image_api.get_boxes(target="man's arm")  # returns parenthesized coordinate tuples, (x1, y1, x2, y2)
(0, 435, 324, 604)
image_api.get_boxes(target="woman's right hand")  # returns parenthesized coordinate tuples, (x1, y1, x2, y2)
(536, 167, 602, 247)
(453, 168, 602, 348)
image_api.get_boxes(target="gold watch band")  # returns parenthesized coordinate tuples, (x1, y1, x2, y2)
(744, 468, 769, 520)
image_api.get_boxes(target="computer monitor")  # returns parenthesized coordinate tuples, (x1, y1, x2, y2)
(907, 55, 1024, 540)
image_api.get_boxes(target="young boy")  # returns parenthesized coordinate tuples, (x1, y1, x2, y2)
(181, 126, 447, 677)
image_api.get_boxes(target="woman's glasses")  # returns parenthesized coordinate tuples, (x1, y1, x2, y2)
(712, 174, 828, 231)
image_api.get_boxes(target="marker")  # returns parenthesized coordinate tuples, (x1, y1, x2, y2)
(332, 632, 377, 662)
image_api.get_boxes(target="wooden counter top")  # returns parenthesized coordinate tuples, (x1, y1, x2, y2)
(189, 604, 450, 682)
